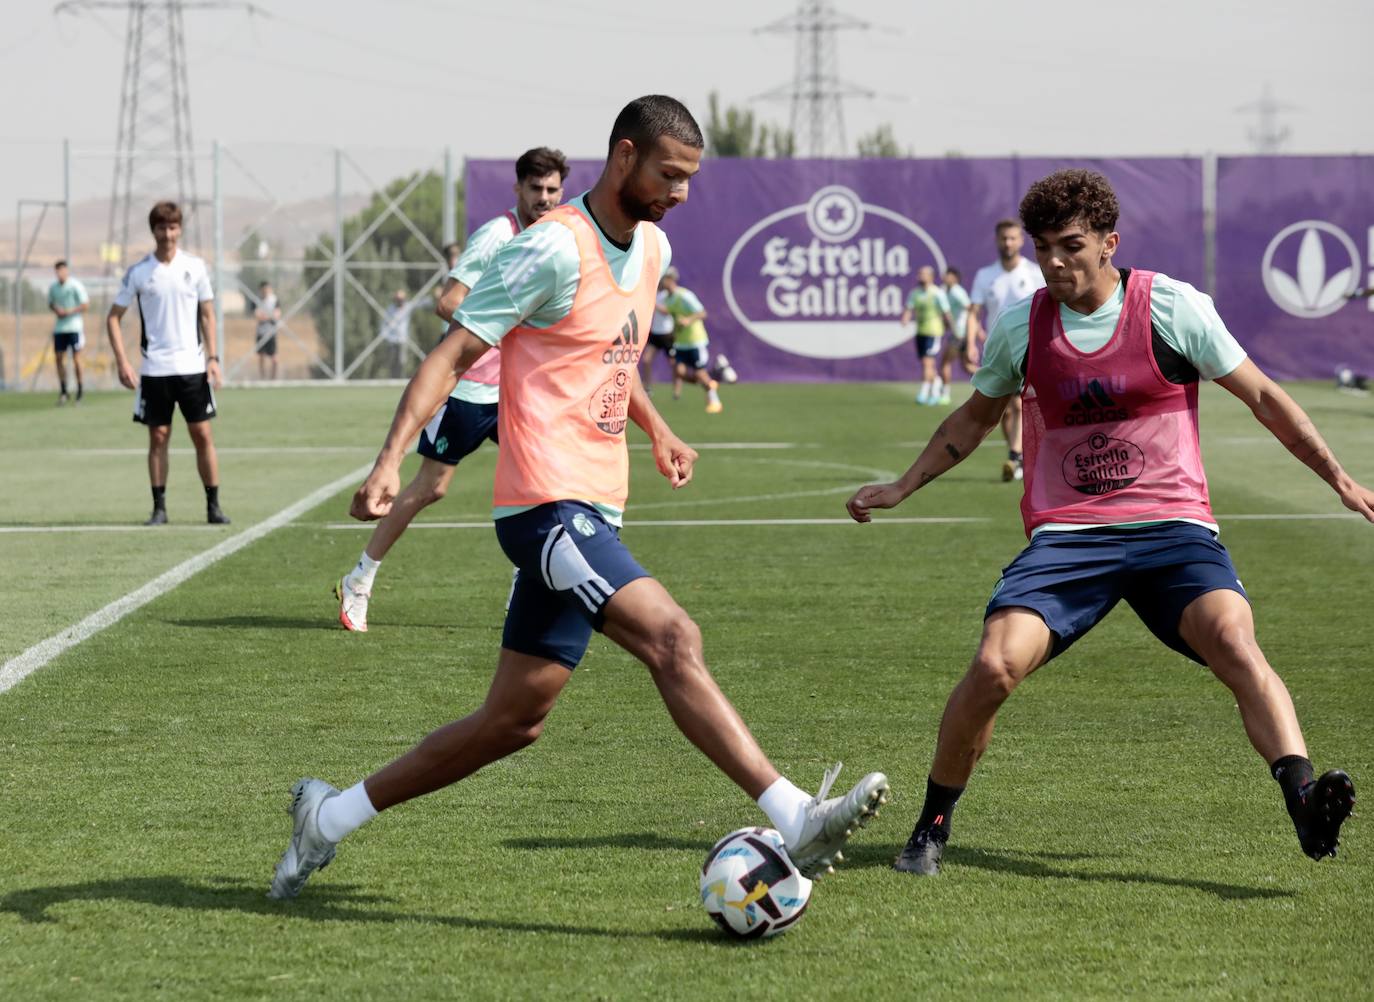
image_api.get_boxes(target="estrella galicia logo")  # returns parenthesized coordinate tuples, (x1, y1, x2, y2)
(571, 512, 597, 537)
(1061, 431, 1145, 496)
(722, 185, 946, 360)
(1261, 221, 1360, 319)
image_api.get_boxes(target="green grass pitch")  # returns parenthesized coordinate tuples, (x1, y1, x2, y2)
(1, 381, 1371, 1000)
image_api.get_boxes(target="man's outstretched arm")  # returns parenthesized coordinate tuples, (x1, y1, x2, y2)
(846, 390, 1010, 522)
(1216, 358, 1374, 521)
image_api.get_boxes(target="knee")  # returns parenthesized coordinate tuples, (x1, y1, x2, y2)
(643, 612, 704, 678)
(150, 428, 172, 449)
(421, 478, 448, 505)
(484, 708, 548, 752)
(1201, 620, 1265, 681)
(966, 649, 1026, 703)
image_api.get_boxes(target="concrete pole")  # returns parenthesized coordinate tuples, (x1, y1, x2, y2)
(213, 140, 224, 359)
(442, 147, 456, 248)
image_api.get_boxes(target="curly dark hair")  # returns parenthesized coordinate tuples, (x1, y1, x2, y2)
(1019, 169, 1119, 237)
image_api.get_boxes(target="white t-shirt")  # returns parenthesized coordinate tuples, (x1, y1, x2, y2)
(113, 250, 214, 376)
(650, 288, 676, 336)
(970, 257, 1045, 330)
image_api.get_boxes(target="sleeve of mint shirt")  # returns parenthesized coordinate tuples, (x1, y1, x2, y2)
(969, 297, 1032, 398)
(449, 215, 511, 289)
(1149, 276, 1247, 380)
(935, 288, 950, 313)
(676, 287, 704, 314)
(950, 286, 970, 311)
(454, 222, 579, 346)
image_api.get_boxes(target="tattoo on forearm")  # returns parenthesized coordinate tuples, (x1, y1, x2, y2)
(1282, 423, 1342, 483)
(919, 472, 936, 488)
(945, 444, 961, 460)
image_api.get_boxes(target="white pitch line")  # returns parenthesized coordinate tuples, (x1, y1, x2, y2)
(320, 517, 991, 530)
(36, 446, 375, 457)
(0, 462, 372, 695)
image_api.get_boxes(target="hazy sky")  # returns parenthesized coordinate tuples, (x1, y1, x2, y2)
(3, 0, 1372, 213)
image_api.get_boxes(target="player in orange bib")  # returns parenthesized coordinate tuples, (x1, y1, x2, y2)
(269, 96, 890, 903)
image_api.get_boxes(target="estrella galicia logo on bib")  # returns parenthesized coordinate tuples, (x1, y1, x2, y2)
(1261, 221, 1360, 319)
(571, 512, 597, 537)
(722, 185, 946, 360)
(1061, 432, 1145, 495)
(588, 367, 630, 435)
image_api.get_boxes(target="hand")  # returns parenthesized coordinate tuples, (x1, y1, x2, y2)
(117, 362, 138, 390)
(964, 342, 981, 367)
(351, 463, 401, 521)
(1338, 479, 1374, 523)
(652, 431, 698, 489)
(846, 482, 907, 523)
(207, 358, 222, 389)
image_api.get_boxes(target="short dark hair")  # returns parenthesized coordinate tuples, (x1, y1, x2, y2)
(259, 280, 271, 289)
(1019, 169, 1120, 237)
(442, 241, 461, 258)
(515, 147, 570, 182)
(607, 95, 703, 159)
(994, 218, 1020, 235)
(55, 259, 68, 269)
(944, 266, 961, 280)
(149, 201, 182, 230)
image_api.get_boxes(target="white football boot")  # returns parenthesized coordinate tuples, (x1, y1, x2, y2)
(335, 576, 370, 632)
(787, 763, 890, 878)
(268, 778, 340, 900)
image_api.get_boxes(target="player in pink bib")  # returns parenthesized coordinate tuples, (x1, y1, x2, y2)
(847, 169, 1371, 876)
(269, 97, 890, 903)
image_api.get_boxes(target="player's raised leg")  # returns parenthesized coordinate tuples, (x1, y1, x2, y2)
(599, 574, 888, 877)
(1177, 589, 1356, 860)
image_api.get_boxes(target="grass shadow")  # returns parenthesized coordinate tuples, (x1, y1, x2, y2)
(166, 616, 342, 632)
(0, 875, 721, 942)
(502, 832, 716, 853)
(840, 842, 1293, 901)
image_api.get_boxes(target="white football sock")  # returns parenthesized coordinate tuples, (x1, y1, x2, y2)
(316, 781, 378, 842)
(707, 385, 721, 404)
(933, 377, 945, 395)
(757, 776, 811, 846)
(919, 380, 932, 399)
(350, 552, 381, 591)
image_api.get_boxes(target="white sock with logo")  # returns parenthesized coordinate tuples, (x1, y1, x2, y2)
(349, 552, 381, 592)
(757, 776, 811, 846)
(316, 781, 379, 842)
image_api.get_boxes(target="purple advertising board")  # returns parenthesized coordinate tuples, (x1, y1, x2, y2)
(1215, 156, 1374, 380)
(466, 157, 1202, 381)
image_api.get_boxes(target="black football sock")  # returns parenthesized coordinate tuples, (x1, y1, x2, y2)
(1271, 754, 1315, 816)
(1008, 449, 1023, 462)
(205, 485, 220, 508)
(151, 485, 167, 510)
(915, 776, 964, 835)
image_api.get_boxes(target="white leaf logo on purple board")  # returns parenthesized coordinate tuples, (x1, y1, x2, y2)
(1261, 221, 1360, 319)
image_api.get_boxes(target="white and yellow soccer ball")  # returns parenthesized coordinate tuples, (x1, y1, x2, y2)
(700, 827, 812, 939)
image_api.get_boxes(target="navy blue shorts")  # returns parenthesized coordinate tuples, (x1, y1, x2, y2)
(985, 522, 1248, 664)
(416, 397, 498, 465)
(53, 331, 82, 353)
(672, 345, 709, 371)
(494, 501, 650, 669)
(915, 334, 941, 358)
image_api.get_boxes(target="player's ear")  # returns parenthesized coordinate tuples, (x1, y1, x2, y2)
(1102, 231, 1119, 262)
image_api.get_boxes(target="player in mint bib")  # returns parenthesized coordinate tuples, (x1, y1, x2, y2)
(48, 260, 89, 404)
(902, 266, 953, 405)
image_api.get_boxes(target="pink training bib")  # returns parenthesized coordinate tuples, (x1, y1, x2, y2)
(1020, 269, 1214, 538)
(491, 205, 660, 512)
(458, 211, 520, 388)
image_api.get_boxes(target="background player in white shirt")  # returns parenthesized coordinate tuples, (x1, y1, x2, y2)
(968, 219, 1046, 481)
(106, 201, 229, 526)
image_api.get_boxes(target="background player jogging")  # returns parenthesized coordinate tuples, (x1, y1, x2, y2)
(271, 96, 889, 903)
(334, 147, 569, 632)
(847, 168, 1367, 878)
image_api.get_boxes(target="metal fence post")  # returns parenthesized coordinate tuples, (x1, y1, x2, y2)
(213, 140, 224, 357)
(442, 146, 455, 248)
(334, 148, 345, 382)
(63, 139, 72, 263)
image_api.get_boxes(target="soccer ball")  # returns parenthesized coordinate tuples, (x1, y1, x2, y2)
(700, 827, 812, 939)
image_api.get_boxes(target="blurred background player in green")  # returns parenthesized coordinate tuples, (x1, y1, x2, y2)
(902, 265, 954, 405)
(48, 260, 89, 404)
(939, 266, 975, 398)
(662, 266, 722, 413)
(640, 272, 677, 393)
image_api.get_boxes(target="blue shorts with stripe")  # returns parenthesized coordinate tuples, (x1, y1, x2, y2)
(416, 397, 498, 465)
(985, 522, 1248, 665)
(494, 501, 650, 669)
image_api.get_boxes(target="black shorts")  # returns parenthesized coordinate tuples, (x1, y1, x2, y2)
(133, 373, 217, 426)
(647, 332, 675, 352)
(416, 397, 499, 465)
(256, 332, 278, 356)
(53, 332, 83, 353)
